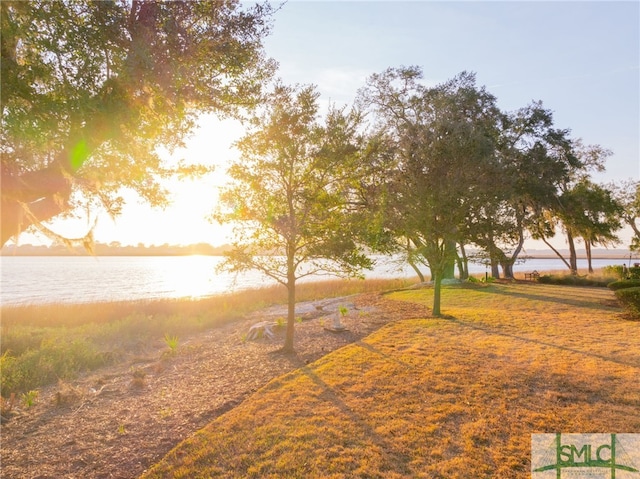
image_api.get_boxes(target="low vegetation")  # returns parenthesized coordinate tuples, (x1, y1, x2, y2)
(536, 273, 616, 287)
(0, 278, 414, 397)
(615, 287, 640, 317)
(143, 282, 639, 478)
(608, 279, 640, 291)
(607, 278, 640, 319)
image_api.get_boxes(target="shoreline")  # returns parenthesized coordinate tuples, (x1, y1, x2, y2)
(1, 253, 636, 258)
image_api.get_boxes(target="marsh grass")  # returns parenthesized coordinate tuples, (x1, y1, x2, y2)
(163, 333, 180, 354)
(143, 282, 639, 479)
(0, 278, 415, 397)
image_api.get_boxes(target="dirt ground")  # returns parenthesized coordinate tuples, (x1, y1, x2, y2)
(0, 292, 431, 479)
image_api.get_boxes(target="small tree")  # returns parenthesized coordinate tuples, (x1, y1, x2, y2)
(214, 85, 371, 352)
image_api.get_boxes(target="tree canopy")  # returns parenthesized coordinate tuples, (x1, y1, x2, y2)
(214, 84, 372, 351)
(609, 179, 640, 252)
(357, 68, 502, 315)
(1, 0, 275, 246)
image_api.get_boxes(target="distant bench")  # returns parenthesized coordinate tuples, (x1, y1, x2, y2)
(524, 270, 540, 281)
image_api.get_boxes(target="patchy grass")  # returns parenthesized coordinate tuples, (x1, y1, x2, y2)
(1, 278, 415, 397)
(143, 282, 640, 479)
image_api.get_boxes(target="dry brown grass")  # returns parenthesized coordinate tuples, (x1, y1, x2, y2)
(0, 278, 416, 396)
(142, 282, 639, 479)
(1, 278, 415, 329)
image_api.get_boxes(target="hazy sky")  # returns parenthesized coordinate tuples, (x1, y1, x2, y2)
(26, 1, 640, 247)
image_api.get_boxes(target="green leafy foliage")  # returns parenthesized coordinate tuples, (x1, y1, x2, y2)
(163, 333, 179, 354)
(1, 338, 107, 397)
(1, 0, 275, 245)
(615, 287, 640, 318)
(608, 279, 640, 291)
(537, 274, 613, 287)
(215, 84, 374, 351)
(609, 179, 640, 251)
(603, 265, 625, 279)
(357, 68, 504, 314)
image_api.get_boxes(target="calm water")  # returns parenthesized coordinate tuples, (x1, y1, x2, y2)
(0, 255, 631, 306)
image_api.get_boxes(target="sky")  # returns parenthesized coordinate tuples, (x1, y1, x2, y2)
(20, 1, 640, 249)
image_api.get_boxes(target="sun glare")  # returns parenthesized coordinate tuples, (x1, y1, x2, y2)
(17, 116, 244, 248)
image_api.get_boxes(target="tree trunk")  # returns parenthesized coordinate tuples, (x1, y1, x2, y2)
(498, 249, 514, 279)
(567, 230, 578, 275)
(408, 260, 425, 282)
(432, 273, 442, 317)
(443, 259, 455, 279)
(1, 162, 74, 245)
(282, 251, 296, 352)
(491, 260, 500, 279)
(540, 234, 572, 271)
(585, 240, 593, 273)
(283, 282, 296, 352)
(502, 262, 514, 279)
(457, 244, 469, 280)
(501, 224, 525, 280)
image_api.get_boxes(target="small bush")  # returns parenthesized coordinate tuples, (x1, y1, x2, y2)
(605, 265, 640, 280)
(615, 287, 640, 318)
(1, 339, 108, 396)
(537, 275, 611, 287)
(163, 333, 179, 354)
(603, 265, 625, 279)
(21, 390, 39, 409)
(608, 279, 640, 291)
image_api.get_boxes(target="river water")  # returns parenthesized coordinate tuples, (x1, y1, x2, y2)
(0, 255, 631, 306)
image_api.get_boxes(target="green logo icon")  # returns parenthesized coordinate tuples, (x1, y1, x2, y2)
(532, 434, 639, 478)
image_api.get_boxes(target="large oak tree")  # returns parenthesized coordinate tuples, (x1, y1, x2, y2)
(357, 67, 501, 316)
(1, 0, 275, 246)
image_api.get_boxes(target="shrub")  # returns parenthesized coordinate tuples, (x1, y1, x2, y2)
(537, 275, 611, 287)
(615, 287, 640, 318)
(606, 265, 640, 280)
(0, 339, 108, 396)
(603, 265, 625, 279)
(608, 279, 640, 291)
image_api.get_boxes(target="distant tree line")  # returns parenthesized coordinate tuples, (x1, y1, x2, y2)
(0, 242, 230, 256)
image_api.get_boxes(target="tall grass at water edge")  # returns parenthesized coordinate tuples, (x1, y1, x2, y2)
(0, 278, 415, 397)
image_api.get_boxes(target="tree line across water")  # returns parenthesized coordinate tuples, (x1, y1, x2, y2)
(2, 2, 638, 350)
(0, 242, 231, 256)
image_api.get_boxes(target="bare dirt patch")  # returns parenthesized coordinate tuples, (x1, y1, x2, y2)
(1, 292, 429, 479)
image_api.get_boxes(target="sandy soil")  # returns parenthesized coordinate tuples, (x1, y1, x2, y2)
(0, 292, 431, 479)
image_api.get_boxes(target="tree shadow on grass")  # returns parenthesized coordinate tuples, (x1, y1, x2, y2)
(300, 364, 414, 475)
(472, 283, 619, 312)
(443, 314, 640, 370)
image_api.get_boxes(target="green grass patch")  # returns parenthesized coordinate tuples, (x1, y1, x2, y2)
(143, 282, 639, 478)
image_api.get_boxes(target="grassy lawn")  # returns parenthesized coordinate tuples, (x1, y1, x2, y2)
(141, 282, 640, 479)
